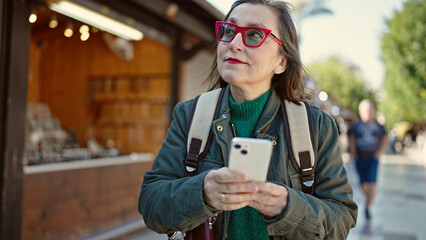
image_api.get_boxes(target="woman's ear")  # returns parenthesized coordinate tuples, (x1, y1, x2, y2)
(274, 56, 287, 74)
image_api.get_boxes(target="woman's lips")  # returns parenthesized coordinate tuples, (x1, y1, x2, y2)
(226, 58, 246, 64)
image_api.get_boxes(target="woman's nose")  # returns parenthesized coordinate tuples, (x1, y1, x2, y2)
(229, 32, 244, 51)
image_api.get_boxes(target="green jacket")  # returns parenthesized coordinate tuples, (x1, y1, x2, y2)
(139, 86, 358, 239)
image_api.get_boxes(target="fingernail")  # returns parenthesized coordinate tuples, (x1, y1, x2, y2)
(251, 183, 257, 192)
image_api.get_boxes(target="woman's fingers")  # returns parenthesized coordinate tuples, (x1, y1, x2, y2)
(249, 182, 289, 218)
(209, 167, 247, 183)
(255, 182, 285, 197)
(203, 168, 258, 210)
(219, 192, 255, 203)
(215, 192, 254, 210)
(248, 200, 279, 218)
(203, 168, 290, 214)
(216, 181, 258, 194)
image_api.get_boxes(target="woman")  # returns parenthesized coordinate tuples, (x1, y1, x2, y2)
(139, 0, 358, 239)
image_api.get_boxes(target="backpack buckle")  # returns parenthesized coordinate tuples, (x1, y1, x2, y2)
(300, 167, 314, 193)
(301, 167, 314, 190)
(303, 180, 314, 187)
(185, 153, 199, 173)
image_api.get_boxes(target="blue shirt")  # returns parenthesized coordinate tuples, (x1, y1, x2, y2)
(348, 120, 387, 159)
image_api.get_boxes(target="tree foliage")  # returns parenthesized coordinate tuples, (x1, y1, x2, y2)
(308, 57, 374, 113)
(381, 0, 426, 128)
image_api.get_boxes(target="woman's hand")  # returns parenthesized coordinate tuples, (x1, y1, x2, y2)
(249, 182, 289, 219)
(203, 167, 258, 210)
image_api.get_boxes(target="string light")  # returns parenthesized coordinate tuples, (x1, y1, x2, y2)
(29, 12, 37, 23)
(79, 25, 89, 34)
(81, 32, 90, 41)
(79, 25, 90, 41)
(49, 16, 58, 28)
(64, 23, 73, 38)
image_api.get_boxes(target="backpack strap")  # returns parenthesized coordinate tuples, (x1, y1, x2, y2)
(281, 100, 317, 194)
(185, 88, 226, 176)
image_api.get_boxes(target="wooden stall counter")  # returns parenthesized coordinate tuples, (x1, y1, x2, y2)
(22, 154, 154, 240)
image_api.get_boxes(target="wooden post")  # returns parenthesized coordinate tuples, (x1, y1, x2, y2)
(170, 30, 182, 119)
(0, 0, 31, 239)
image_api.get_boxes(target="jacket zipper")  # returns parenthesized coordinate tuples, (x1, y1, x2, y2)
(231, 123, 236, 138)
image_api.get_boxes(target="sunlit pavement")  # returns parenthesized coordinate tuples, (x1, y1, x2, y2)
(346, 146, 426, 240)
(130, 147, 426, 240)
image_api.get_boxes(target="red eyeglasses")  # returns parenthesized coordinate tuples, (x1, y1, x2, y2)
(215, 21, 283, 47)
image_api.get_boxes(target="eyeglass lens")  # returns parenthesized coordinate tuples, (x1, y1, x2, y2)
(217, 23, 266, 47)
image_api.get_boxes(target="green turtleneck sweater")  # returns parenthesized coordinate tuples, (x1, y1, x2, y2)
(227, 90, 271, 240)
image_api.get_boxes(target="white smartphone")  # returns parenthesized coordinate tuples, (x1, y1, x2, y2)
(228, 137, 273, 182)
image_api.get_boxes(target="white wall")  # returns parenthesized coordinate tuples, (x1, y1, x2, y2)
(180, 50, 214, 101)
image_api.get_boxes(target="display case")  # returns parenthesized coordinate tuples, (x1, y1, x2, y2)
(87, 74, 170, 154)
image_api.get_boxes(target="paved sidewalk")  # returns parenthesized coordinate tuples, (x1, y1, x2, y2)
(346, 147, 426, 240)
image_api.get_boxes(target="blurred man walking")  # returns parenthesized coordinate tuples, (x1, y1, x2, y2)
(348, 99, 388, 220)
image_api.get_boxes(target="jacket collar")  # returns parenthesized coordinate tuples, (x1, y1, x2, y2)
(213, 85, 280, 138)
(216, 85, 281, 125)
(218, 84, 232, 119)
